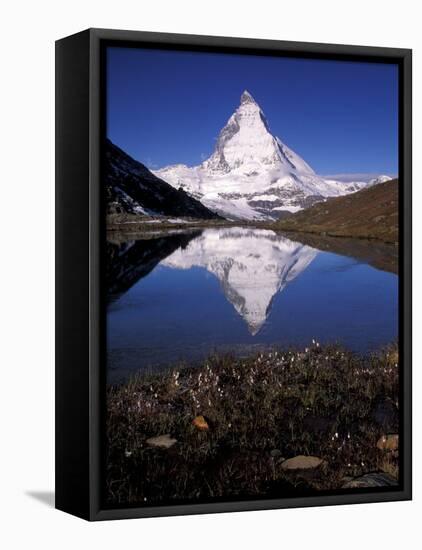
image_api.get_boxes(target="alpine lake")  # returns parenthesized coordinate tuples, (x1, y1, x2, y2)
(106, 226, 398, 384)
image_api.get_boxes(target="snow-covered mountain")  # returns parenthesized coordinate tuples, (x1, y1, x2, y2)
(155, 91, 390, 221)
(322, 173, 393, 185)
(367, 175, 393, 187)
(323, 174, 393, 194)
(162, 227, 317, 334)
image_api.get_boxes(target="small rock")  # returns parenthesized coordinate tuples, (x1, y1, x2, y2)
(342, 472, 398, 489)
(376, 434, 399, 451)
(146, 434, 177, 449)
(192, 415, 209, 431)
(281, 455, 323, 470)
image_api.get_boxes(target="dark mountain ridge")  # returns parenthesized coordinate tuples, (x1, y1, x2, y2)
(107, 231, 201, 300)
(105, 139, 221, 220)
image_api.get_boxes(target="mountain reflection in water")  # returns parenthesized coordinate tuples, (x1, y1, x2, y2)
(160, 228, 317, 335)
(106, 227, 398, 382)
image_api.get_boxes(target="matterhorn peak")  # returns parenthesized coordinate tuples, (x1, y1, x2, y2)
(155, 90, 357, 221)
(200, 88, 284, 175)
(240, 90, 257, 105)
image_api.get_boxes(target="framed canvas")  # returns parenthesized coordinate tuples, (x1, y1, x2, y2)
(55, 28, 412, 521)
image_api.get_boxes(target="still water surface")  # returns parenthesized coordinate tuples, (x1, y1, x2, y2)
(106, 228, 398, 383)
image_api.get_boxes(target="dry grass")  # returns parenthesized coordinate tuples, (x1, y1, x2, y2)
(106, 342, 399, 506)
(275, 179, 398, 244)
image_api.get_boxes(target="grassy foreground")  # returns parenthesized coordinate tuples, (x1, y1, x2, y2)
(106, 343, 399, 506)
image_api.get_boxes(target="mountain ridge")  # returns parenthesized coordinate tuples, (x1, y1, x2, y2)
(155, 91, 391, 221)
(105, 139, 221, 220)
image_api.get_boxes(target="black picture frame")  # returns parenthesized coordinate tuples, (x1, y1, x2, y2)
(55, 28, 412, 521)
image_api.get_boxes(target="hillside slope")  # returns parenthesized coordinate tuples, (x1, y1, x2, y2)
(275, 179, 398, 243)
(105, 139, 220, 220)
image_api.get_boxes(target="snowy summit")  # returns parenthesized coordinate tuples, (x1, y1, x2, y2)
(155, 91, 390, 220)
(240, 89, 256, 104)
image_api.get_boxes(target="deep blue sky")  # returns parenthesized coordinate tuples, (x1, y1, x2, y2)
(106, 47, 398, 175)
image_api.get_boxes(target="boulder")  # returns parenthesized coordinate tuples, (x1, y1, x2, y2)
(146, 434, 177, 449)
(281, 455, 323, 470)
(343, 472, 397, 489)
